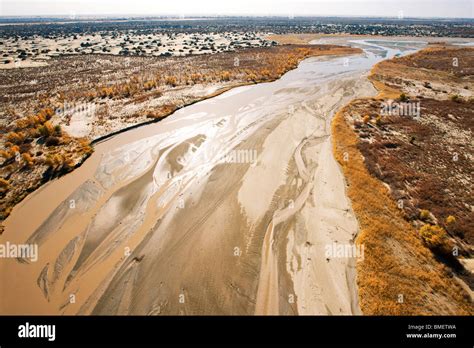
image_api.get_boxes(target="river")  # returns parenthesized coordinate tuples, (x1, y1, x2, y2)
(0, 39, 426, 315)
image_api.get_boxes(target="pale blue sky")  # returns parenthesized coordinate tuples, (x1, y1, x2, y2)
(0, 0, 473, 18)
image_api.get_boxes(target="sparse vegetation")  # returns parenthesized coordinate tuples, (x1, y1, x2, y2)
(450, 94, 462, 103)
(446, 215, 456, 225)
(419, 224, 453, 255)
(420, 209, 431, 221)
(165, 76, 178, 87)
(0, 178, 10, 190)
(21, 152, 34, 168)
(399, 93, 409, 102)
(331, 45, 473, 315)
(332, 104, 472, 315)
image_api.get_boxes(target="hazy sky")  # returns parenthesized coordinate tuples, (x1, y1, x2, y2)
(0, 0, 473, 18)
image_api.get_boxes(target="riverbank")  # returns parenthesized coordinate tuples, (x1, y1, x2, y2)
(332, 44, 473, 314)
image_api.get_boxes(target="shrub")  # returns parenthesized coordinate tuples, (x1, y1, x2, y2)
(446, 215, 456, 225)
(86, 91, 96, 101)
(375, 115, 383, 126)
(38, 121, 54, 137)
(0, 178, 9, 188)
(0, 150, 13, 161)
(78, 138, 93, 156)
(190, 73, 202, 83)
(450, 94, 462, 103)
(146, 110, 160, 119)
(54, 125, 62, 136)
(399, 93, 409, 102)
(19, 143, 32, 154)
(21, 153, 34, 167)
(6, 132, 24, 145)
(44, 156, 55, 167)
(98, 87, 114, 98)
(419, 224, 453, 254)
(220, 71, 231, 81)
(143, 80, 157, 91)
(0, 178, 9, 192)
(41, 108, 55, 120)
(419, 209, 431, 221)
(62, 156, 75, 171)
(246, 72, 258, 82)
(45, 136, 60, 147)
(259, 69, 272, 79)
(165, 76, 178, 87)
(45, 154, 64, 168)
(27, 127, 40, 138)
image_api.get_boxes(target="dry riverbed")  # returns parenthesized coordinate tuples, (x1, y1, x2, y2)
(1, 44, 372, 315)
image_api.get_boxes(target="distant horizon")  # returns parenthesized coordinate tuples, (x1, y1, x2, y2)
(0, 14, 473, 21)
(1, 0, 472, 19)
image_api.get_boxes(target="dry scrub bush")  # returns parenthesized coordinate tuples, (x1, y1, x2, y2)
(165, 76, 178, 87)
(21, 153, 34, 168)
(143, 80, 158, 91)
(419, 224, 453, 255)
(450, 94, 462, 103)
(399, 93, 409, 102)
(446, 215, 456, 225)
(190, 73, 202, 83)
(6, 132, 25, 145)
(220, 71, 231, 81)
(38, 121, 55, 137)
(0, 150, 13, 161)
(374, 115, 383, 126)
(45, 136, 60, 147)
(44, 154, 74, 171)
(0, 178, 9, 189)
(419, 209, 431, 221)
(0, 146, 19, 162)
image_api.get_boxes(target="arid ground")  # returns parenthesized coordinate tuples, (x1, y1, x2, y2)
(0, 30, 473, 315)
